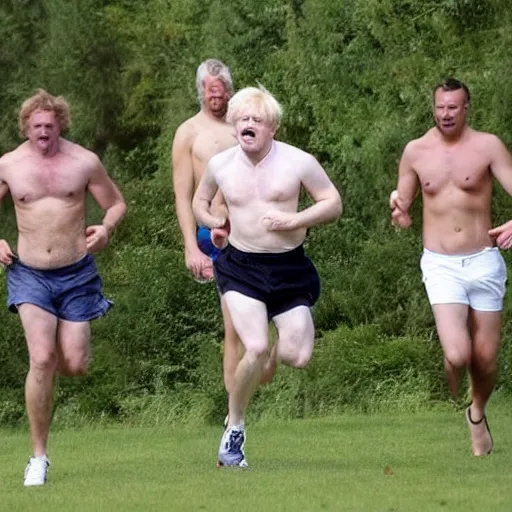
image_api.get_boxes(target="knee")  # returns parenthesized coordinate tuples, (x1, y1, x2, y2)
(57, 354, 89, 377)
(29, 352, 58, 376)
(472, 349, 498, 374)
(278, 340, 313, 369)
(444, 346, 470, 369)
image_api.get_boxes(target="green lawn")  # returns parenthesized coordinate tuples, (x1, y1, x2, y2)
(2, 405, 512, 511)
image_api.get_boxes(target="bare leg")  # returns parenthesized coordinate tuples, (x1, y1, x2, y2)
(222, 292, 269, 427)
(56, 320, 91, 377)
(221, 301, 242, 394)
(465, 309, 501, 455)
(273, 306, 315, 369)
(468, 309, 501, 417)
(19, 304, 58, 458)
(432, 304, 471, 398)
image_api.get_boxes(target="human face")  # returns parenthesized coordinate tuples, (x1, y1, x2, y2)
(202, 76, 230, 118)
(235, 103, 276, 164)
(27, 110, 60, 154)
(433, 88, 468, 139)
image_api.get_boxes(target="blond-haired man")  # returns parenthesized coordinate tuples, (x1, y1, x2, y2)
(193, 86, 342, 467)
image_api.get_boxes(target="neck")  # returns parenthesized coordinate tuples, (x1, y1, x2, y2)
(201, 107, 226, 122)
(30, 139, 60, 158)
(436, 125, 467, 145)
(245, 140, 274, 166)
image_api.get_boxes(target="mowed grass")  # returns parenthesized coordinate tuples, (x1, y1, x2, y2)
(2, 404, 512, 511)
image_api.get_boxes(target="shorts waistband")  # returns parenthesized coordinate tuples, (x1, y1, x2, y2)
(226, 244, 305, 261)
(422, 247, 497, 262)
(11, 253, 92, 275)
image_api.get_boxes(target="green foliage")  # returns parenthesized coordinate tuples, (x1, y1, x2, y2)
(1, 0, 512, 426)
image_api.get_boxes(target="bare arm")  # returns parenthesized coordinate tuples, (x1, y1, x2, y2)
(86, 155, 127, 252)
(0, 165, 15, 264)
(487, 135, 512, 248)
(390, 142, 419, 228)
(262, 155, 341, 231)
(489, 135, 512, 194)
(0, 181, 8, 201)
(172, 123, 200, 252)
(192, 164, 226, 229)
(295, 156, 342, 227)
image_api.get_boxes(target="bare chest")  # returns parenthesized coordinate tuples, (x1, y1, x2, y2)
(192, 126, 237, 174)
(415, 146, 491, 195)
(219, 164, 301, 207)
(8, 160, 88, 204)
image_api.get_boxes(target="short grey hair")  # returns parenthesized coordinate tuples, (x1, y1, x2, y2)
(196, 59, 234, 106)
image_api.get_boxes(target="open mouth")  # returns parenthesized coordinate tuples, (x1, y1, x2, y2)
(241, 129, 255, 138)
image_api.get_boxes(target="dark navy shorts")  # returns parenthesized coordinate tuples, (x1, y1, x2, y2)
(7, 254, 112, 321)
(214, 244, 320, 319)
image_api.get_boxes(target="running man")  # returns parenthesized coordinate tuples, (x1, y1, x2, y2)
(390, 78, 512, 456)
(0, 89, 126, 485)
(193, 86, 342, 467)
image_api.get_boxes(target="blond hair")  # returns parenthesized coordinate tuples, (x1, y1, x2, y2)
(226, 85, 282, 129)
(196, 59, 234, 106)
(18, 89, 71, 138)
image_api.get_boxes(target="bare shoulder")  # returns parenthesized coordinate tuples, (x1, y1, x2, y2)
(0, 142, 30, 174)
(173, 114, 200, 145)
(61, 139, 102, 168)
(209, 145, 238, 168)
(472, 129, 507, 149)
(275, 140, 318, 167)
(402, 130, 434, 157)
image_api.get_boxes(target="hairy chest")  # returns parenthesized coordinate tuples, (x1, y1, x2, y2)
(8, 160, 88, 204)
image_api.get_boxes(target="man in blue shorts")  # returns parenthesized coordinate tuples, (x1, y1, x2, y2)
(0, 89, 126, 485)
(193, 86, 342, 467)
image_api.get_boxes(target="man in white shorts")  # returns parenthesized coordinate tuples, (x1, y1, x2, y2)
(390, 78, 512, 456)
(193, 86, 342, 467)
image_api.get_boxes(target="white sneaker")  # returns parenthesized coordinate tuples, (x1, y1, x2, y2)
(24, 456, 50, 487)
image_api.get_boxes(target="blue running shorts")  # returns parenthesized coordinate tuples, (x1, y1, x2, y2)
(7, 253, 112, 321)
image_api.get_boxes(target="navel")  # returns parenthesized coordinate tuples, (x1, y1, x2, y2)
(454, 227, 461, 233)
(425, 182, 430, 187)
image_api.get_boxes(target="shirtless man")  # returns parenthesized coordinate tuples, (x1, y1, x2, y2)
(390, 78, 512, 456)
(0, 89, 126, 485)
(193, 86, 342, 467)
(172, 60, 275, 395)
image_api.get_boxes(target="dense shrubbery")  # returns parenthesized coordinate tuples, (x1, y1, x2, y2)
(1, 0, 512, 425)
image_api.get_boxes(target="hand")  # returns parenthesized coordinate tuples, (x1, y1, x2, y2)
(185, 246, 214, 281)
(211, 216, 227, 229)
(0, 239, 15, 265)
(489, 220, 512, 249)
(262, 210, 298, 231)
(389, 190, 412, 229)
(211, 219, 230, 249)
(86, 225, 109, 253)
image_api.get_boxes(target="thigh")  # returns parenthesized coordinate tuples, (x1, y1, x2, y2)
(56, 320, 91, 362)
(18, 303, 58, 360)
(469, 309, 502, 364)
(222, 291, 268, 353)
(432, 303, 471, 355)
(273, 305, 315, 359)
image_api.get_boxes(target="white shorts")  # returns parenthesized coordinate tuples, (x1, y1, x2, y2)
(420, 247, 507, 312)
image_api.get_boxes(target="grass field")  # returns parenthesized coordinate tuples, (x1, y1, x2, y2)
(2, 403, 512, 511)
